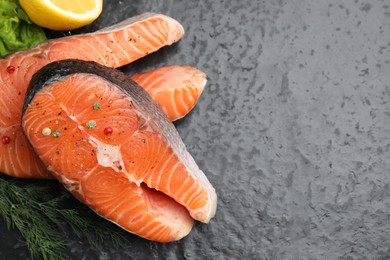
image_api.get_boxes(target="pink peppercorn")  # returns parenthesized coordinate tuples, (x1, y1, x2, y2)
(6, 66, 15, 73)
(104, 127, 113, 135)
(2, 136, 11, 144)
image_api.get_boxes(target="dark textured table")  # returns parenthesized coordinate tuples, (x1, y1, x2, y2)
(1, 0, 390, 259)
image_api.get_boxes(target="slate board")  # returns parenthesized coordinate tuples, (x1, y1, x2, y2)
(1, 0, 390, 259)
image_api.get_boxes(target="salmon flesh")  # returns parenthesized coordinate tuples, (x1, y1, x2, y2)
(131, 65, 207, 121)
(0, 13, 184, 178)
(21, 60, 217, 242)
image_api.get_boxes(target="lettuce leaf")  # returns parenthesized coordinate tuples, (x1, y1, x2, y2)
(0, 0, 47, 56)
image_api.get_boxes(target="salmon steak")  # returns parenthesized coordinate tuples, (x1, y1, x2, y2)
(0, 12, 185, 179)
(21, 60, 217, 242)
(131, 65, 207, 121)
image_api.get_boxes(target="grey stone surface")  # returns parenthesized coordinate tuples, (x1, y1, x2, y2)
(1, 0, 390, 259)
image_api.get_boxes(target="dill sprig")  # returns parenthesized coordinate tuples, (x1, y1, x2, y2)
(0, 176, 129, 260)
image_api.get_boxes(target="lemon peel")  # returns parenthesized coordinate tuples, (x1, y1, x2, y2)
(19, 0, 103, 30)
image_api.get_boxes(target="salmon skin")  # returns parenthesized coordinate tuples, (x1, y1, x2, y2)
(22, 60, 217, 242)
(0, 12, 184, 179)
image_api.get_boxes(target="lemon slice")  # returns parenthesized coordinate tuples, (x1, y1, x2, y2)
(19, 0, 103, 31)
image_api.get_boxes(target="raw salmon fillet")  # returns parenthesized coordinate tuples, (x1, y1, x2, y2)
(0, 13, 184, 178)
(131, 65, 207, 121)
(22, 60, 217, 242)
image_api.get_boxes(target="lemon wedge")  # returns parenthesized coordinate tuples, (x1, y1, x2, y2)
(19, 0, 103, 31)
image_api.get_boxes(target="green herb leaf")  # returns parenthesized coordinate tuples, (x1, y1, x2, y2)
(0, 176, 129, 260)
(0, 0, 47, 56)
